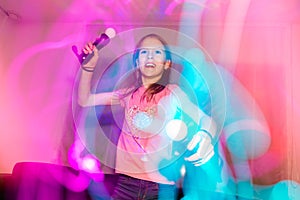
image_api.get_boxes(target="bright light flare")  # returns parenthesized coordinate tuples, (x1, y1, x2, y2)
(81, 155, 100, 173)
(165, 119, 187, 141)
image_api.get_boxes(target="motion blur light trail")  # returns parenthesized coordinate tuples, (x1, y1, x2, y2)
(0, 0, 299, 199)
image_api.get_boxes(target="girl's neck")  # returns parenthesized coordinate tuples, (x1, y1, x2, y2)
(141, 76, 161, 88)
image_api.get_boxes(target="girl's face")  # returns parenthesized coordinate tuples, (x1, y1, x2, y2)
(136, 37, 171, 85)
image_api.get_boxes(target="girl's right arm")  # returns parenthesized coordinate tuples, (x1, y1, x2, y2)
(78, 42, 120, 107)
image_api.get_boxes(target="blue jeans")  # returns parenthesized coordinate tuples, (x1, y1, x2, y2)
(111, 174, 177, 200)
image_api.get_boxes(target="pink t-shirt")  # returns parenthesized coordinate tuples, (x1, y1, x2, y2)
(115, 84, 178, 184)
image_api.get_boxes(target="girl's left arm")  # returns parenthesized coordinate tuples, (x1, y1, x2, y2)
(171, 85, 217, 166)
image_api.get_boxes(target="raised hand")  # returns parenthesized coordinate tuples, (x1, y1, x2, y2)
(81, 42, 99, 72)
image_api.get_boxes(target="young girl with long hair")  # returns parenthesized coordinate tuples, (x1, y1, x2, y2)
(78, 33, 216, 199)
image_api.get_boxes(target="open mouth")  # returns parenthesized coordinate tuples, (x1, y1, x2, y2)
(145, 63, 156, 68)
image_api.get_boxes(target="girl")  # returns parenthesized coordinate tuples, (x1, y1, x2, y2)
(78, 33, 216, 199)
